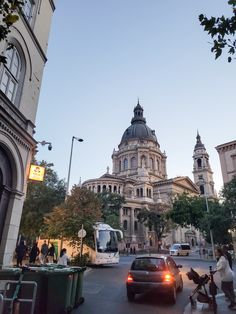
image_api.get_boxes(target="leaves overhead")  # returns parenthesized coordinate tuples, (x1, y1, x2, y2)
(199, 0, 236, 62)
(0, 1, 24, 63)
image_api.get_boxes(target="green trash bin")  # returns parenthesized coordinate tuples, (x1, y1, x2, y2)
(0, 268, 21, 307)
(46, 268, 74, 314)
(71, 266, 86, 308)
(0, 267, 46, 314)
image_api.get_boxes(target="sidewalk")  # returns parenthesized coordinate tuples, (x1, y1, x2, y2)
(183, 293, 236, 313)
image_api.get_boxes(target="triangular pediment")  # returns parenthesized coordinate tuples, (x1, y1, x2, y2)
(171, 176, 199, 193)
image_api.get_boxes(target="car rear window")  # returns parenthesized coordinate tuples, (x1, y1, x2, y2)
(131, 258, 166, 271)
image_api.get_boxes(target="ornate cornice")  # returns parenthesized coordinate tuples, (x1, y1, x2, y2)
(216, 141, 236, 153)
(0, 93, 37, 150)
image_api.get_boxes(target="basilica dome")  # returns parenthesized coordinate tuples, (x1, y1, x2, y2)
(120, 102, 158, 145)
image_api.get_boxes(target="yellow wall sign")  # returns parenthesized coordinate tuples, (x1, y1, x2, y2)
(29, 165, 45, 181)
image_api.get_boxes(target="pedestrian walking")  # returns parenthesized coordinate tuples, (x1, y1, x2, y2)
(215, 247, 236, 309)
(29, 242, 40, 263)
(40, 240, 48, 264)
(57, 248, 70, 266)
(223, 245, 233, 270)
(15, 241, 27, 267)
(47, 243, 55, 263)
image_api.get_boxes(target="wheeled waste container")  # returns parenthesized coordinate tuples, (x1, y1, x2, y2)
(71, 266, 86, 308)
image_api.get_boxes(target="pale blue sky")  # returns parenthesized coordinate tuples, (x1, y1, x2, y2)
(36, 0, 235, 193)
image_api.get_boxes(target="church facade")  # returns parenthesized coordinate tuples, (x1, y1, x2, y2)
(82, 103, 208, 250)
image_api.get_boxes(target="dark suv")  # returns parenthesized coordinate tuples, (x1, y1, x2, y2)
(126, 255, 183, 304)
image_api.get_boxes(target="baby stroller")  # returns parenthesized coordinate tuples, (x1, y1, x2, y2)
(186, 267, 218, 313)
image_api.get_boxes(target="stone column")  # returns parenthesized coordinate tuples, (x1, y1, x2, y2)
(130, 208, 135, 239)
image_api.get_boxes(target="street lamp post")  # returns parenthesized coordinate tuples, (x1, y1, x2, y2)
(199, 179, 216, 260)
(204, 193, 216, 260)
(66, 136, 83, 196)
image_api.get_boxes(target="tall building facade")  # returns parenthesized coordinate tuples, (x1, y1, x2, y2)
(83, 103, 199, 250)
(216, 140, 236, 184)
(193, 132, 216, 197)
(0, 1, 55, 266)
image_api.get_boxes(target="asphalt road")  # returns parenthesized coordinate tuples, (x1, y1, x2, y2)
(74, 255, 235, 314)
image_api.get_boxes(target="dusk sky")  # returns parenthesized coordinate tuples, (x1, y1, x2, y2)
(35, 0, 235, 194)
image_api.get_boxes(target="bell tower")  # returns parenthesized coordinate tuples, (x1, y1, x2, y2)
(193, 132, 216, 197)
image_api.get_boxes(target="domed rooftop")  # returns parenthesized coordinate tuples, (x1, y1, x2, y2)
(120, 101, 158, 145)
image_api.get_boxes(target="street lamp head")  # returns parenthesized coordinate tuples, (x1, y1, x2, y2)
(73, 136, 84, 142)
(48, 143, 52, 151)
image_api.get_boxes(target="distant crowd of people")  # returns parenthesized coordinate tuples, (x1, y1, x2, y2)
(15, 240, 70, 266)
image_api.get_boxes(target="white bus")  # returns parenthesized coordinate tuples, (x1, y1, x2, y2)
(88, 222, 123, 265)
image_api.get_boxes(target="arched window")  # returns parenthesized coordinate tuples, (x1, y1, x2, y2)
(140, 188, 143, 197)
(131, 157, 137, 169)
(123, 220, 128, 230)
(109, 185, 112, 192)
(150, 158, 154, 170)
(97, 185, 101, 193)
(0, 45, 21, 104)
(197, 158, 202, 168)
(136, 189, 139, 197)
(124, 158, 128, 170)
(102, 185, 106, 192)
(200, 185, 205, 195)
(134, 221, 138, 232)
(114, 185, 117, 193)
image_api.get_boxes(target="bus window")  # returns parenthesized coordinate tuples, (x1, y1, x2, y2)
(97, 230, 118, 253)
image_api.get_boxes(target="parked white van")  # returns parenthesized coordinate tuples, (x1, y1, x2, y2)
(169, 243, 191, 256)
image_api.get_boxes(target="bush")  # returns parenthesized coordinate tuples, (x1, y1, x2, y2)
(70, 253, 89, 267)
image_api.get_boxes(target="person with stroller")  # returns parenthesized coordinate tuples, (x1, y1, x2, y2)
(215, 247, 236, 309)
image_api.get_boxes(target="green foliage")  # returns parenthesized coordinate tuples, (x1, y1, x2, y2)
(199, 1, 236, 62)
(169, 192, 232, 245)
(20, 160, 66, 239)
(70, 253, 89, 267)
(0, 1, 24, 63)
(96, 191, 125, 229)
(137, 203, 171, 242)
(44, 186, 102, 248)
(168, 193, 206, 229)
(221, 176, 236, 217)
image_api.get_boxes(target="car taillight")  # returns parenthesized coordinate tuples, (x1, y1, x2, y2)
(163, 273, 173, 282)
(127, 274, 133, 282)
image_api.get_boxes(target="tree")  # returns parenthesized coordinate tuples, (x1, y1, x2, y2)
(44, 186, 102, 248)
(169, 193, 231, 244)
(199, 0, 236, 62)
(0, 1, 24, 63)
(137, 203, 171, 251)
(221, 176, 236, 217)
(96, 191, 125, 229)
(20, 160, 66, 240)
(168, 193, 206, 229)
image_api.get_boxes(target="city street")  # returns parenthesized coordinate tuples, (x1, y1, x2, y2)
(74, 255, 233, 314)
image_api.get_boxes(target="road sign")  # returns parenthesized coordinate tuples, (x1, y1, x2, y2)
(78, 229, 86, 238)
